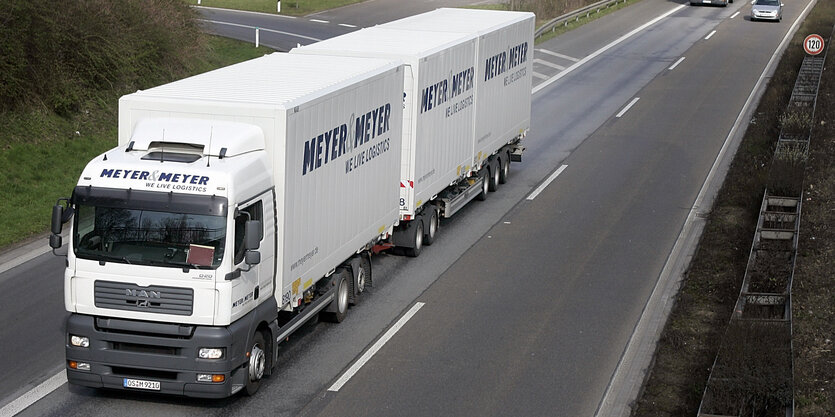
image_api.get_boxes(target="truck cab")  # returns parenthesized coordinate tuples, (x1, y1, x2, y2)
(53, 118, 280, 397)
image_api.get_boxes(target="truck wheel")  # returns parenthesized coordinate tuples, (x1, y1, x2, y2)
(245, 331, 267, 396)
(321, 271, 349, 323)
(476, 169, 489, 201)
(423, 209, 438, 246)
(349, 260, 367, 306)
(360, 253, 373, 288)
(499, 152, 510, 184)
(404, 221, 423, 257)
(488, 160, 500, 192)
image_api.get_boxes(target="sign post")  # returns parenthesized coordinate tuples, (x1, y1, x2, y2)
(804, 34, 824, 56)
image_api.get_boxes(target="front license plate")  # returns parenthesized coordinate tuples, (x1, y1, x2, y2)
(123, 378, 161, 391)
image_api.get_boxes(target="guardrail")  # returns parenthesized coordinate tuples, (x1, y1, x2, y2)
(534, 0, 630, 40)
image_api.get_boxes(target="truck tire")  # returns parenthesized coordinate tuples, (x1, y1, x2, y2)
(404, 220, 424, 257)
(499, 151, 510, 184)
(476, 169, 489, 201)
(245, 331, 267, 396)
(321, 271, 349, 323)
(488, 160, 500, 192)
(349, 258, 367, 306)
(423, 209, 438, 246)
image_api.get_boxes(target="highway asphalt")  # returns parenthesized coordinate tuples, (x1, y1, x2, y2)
(0, 0, 814, 415)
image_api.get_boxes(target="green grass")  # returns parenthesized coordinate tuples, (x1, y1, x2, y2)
(0, 36, 272, 249)
(192, 0, 365, 16)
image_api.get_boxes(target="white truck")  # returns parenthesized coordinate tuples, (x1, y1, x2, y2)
(49, 52, 404, 397)
(291, 8, 534, 256)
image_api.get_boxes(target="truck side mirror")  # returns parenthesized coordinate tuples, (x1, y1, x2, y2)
(50, 198, 72, 251)
(51, 204, 64, 235)
(245, 220, 262, 250)
(245, 250, 261, 266)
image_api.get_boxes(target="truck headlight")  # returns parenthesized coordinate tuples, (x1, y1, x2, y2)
(198, 348, 225, 359)
(70, 335, 89, 348)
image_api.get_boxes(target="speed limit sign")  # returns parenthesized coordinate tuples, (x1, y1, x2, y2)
(804, 34, 824, 56)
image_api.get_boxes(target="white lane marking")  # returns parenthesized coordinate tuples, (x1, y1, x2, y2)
(309, 19, 329, 23)
(194, 5, 296, 19)
(705, 30, 717, 40)
(533, 71, 550, 80)
(730, 11, 741, 18)
(615, 97, 640, 118)
(534, 58, 566, 71)
(527, 165, 568, 201)
(533, 5, 687, 95)
(338, 23, 357, 28)
(198, 19, 322, 42)
(668, 56, 686, 70)
(536, 48, 580, 62)
(595, 0, 821, 414)
(0, 371, 66, 417)
(328, 302, 425, 392)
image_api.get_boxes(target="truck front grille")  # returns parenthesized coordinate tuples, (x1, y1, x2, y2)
(95, 280, 193, 316)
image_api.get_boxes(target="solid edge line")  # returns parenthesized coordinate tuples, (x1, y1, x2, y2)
(0, 371, 66, 417)
(532, 4, 686, 96)
(593, 0, 820, 415)
(668, 56, 686, 70)
(327, 302, 425, 392)
(705, 30, 717, 40)
(615, 97, 640, 118)
(0, 243, 51, 278)
(527, 165, 568, 201)
(198, 19, 322, 42)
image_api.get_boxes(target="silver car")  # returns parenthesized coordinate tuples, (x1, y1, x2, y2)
(751, 0, 784, 21)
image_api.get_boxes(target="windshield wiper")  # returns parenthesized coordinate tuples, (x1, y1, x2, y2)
(93, 253, 132, 265)
(145, 258, 195, 271)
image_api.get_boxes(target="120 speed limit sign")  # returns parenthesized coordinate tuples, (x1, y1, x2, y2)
(804, 34, 824, 56)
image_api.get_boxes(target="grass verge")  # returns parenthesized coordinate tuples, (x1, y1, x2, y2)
(631, 1, 835, 415)
(191, 0, 364, 16)
(0, 36, 273, 250)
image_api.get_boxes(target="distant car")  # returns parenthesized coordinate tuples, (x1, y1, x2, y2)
(751, 0, 784, 21)
(690, 0, 731, 6)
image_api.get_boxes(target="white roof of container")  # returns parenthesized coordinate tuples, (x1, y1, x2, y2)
(127, 53, 398, 108)
(381, 8, 534, 34)
(292, 27, 473, 60)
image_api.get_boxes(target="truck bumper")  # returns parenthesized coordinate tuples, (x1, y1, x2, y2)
(65, 314, 249, 398)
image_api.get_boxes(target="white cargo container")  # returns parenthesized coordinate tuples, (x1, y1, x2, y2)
(54, 53, 404, 398)
(382, 8, 534, 171)
(292, 29, 478, 229)
(292, 10, 532, 257)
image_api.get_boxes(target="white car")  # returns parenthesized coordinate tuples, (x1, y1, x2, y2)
(751, 0, 784, 21)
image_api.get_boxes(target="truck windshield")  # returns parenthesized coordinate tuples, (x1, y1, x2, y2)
(72, 188, 228, 269)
